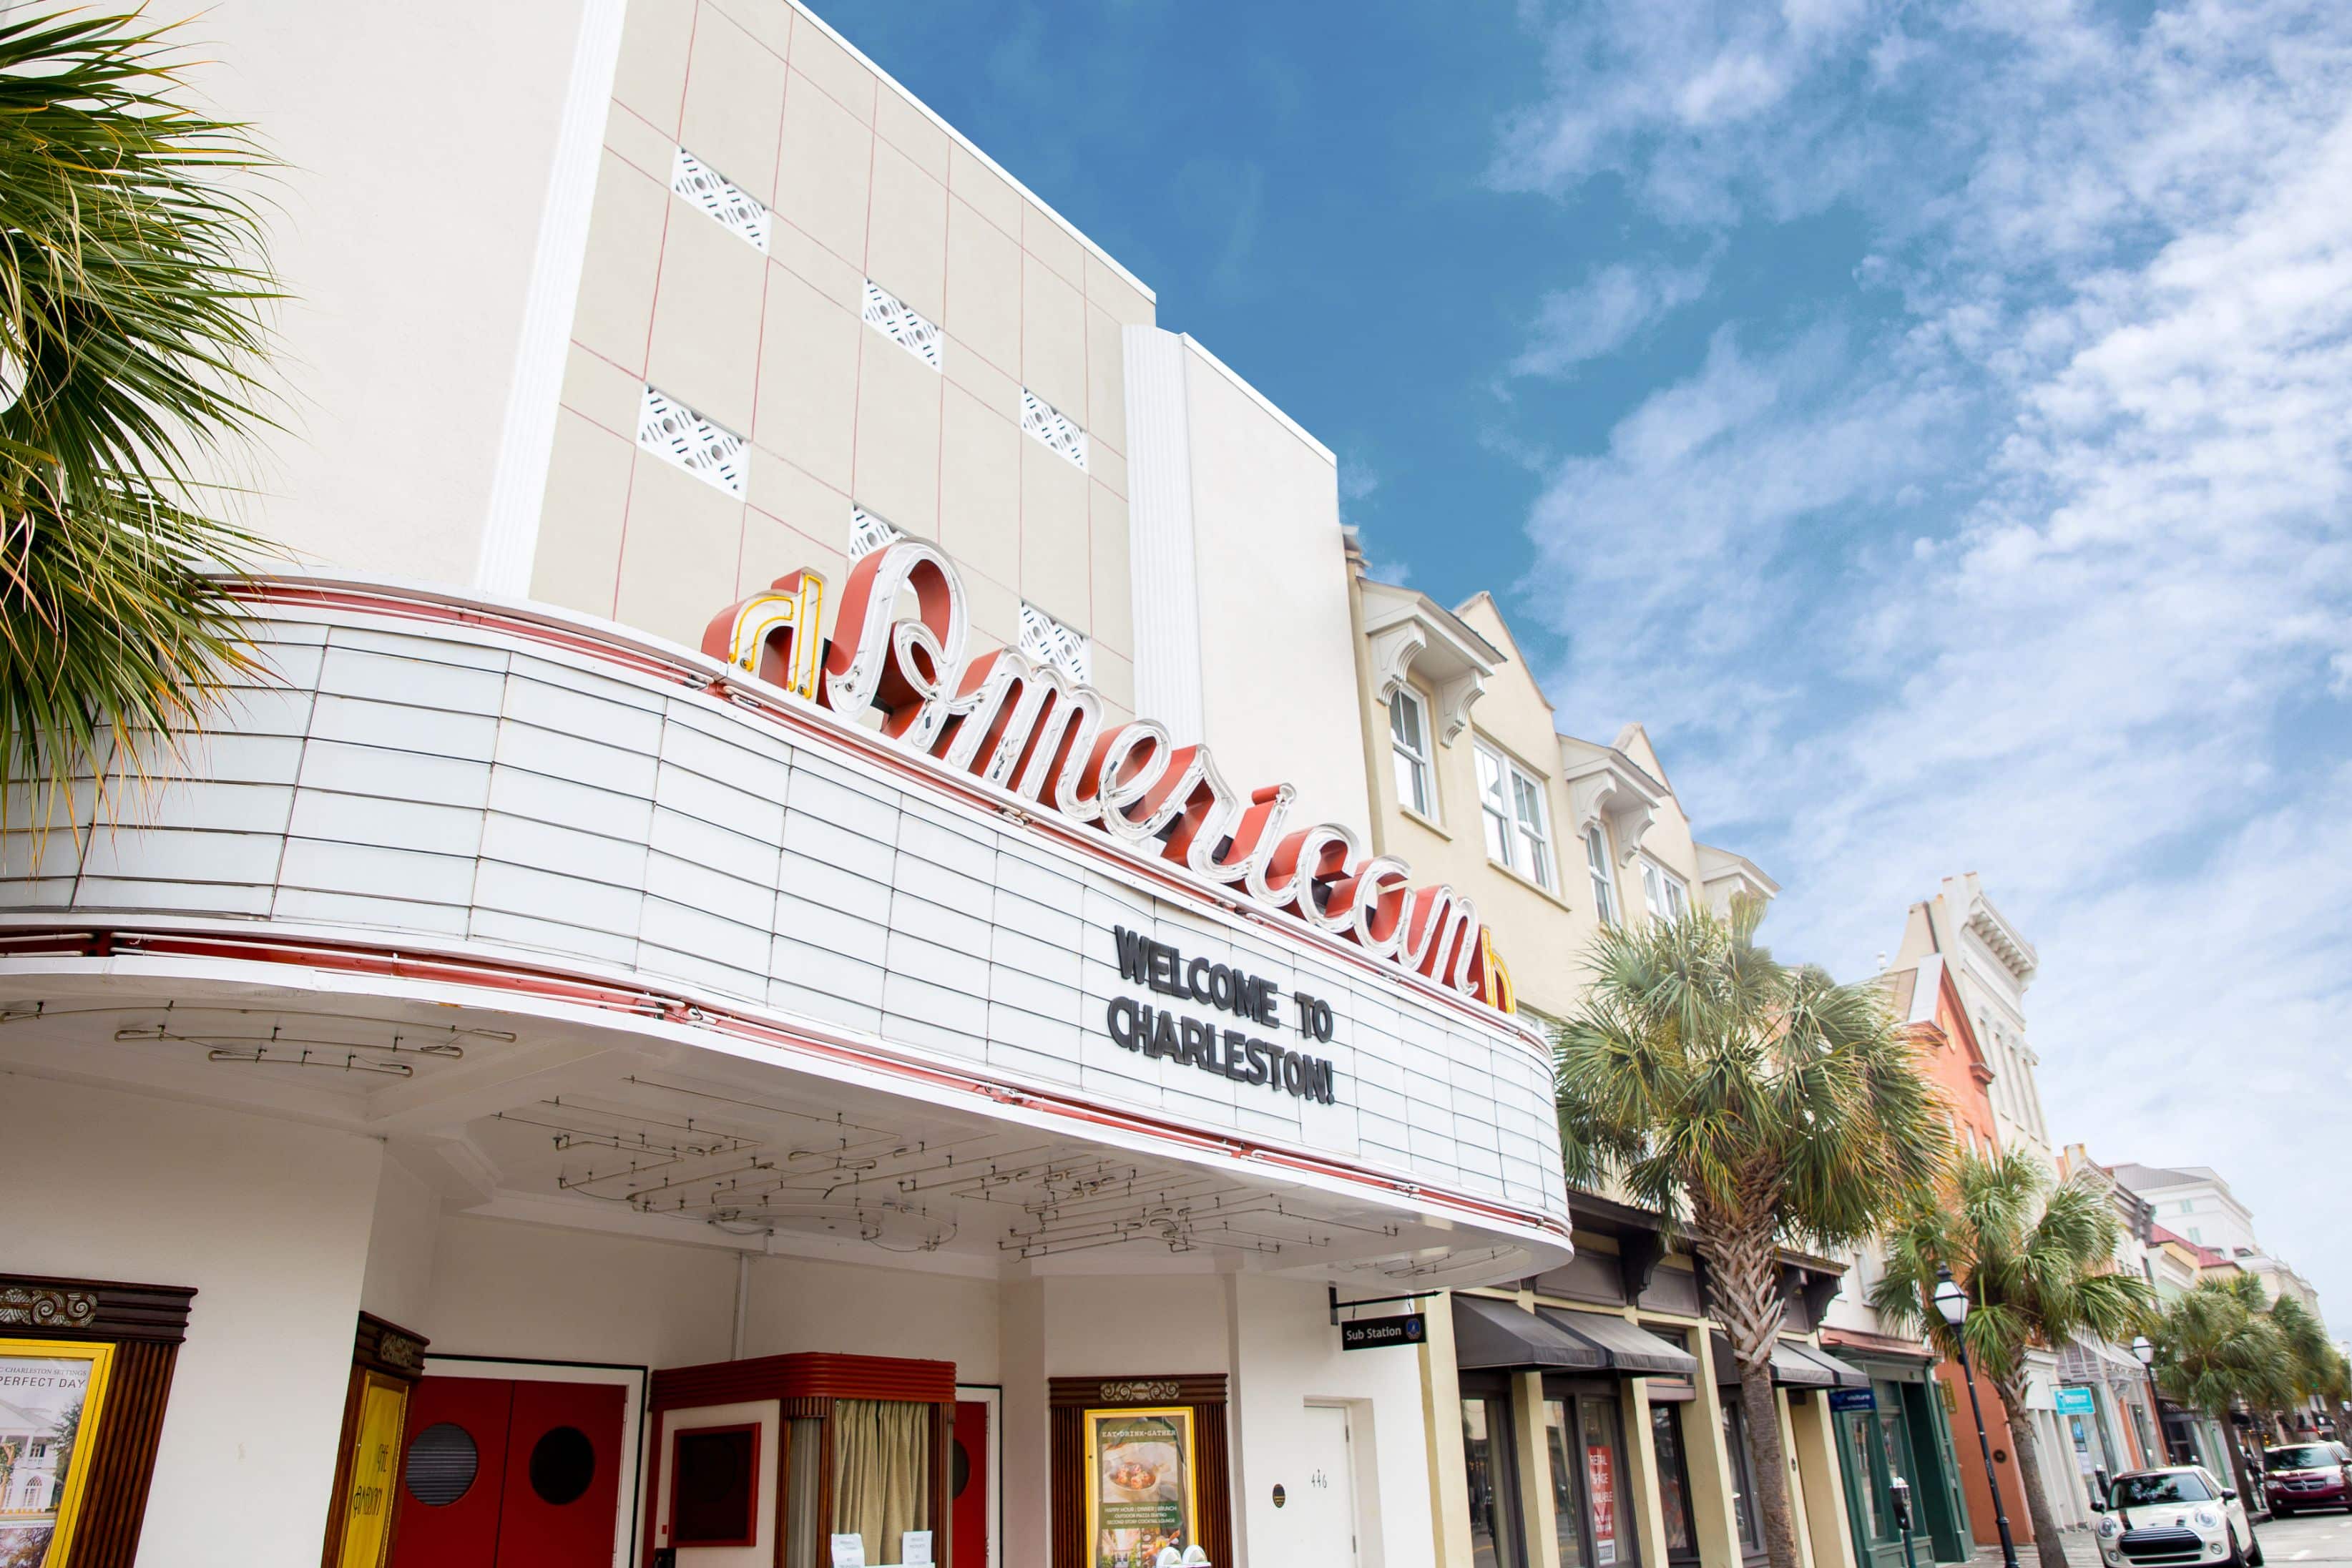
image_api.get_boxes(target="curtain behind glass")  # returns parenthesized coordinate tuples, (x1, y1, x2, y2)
(833, 1399, 931, 1562)
(785, 1417, 824, 1568)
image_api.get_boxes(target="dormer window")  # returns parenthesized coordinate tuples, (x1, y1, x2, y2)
(1390, 688, 1434, 818)
(1585, 822, 1620, 924)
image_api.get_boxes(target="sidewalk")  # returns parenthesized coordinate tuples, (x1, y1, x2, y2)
(1964, 1534, 2104, 1568)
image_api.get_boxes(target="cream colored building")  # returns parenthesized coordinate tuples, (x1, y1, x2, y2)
(1347, 564, 1875, 1568)
(1, 4, 1560, 1567)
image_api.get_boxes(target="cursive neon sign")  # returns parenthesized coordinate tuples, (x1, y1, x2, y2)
(705, 540, 1514, 1014)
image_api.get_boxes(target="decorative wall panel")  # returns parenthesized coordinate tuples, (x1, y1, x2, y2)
(862, 280, 943, 371)
(1020, 389, 1087, 471)
(637, 386, 748, 498)
(670, 147, 770, 253)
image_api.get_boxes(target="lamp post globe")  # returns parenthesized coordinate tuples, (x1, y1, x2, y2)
(2132, 1335, 2155, 1366)
(1934, 1270, 1970, 1331)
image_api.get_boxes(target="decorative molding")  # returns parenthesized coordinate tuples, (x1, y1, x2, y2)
(1097, 1379, 1182, 1403)
(0, 1284, 97, 1329)
(0, 1275, 196, 1343)
(1567, 771, 1656, 864)
(1021, 388, 1088, 470)
(1964, 903, 2039, 984)
(637, 386, 748, 498)
(863, 280, 942, 370)
(474, 0, 629, 598)
(848, 505, 904, 562)
(1019, 600, 1091, 685)
(671, 146, 770, 252)
(1361, 586, 1494, 747)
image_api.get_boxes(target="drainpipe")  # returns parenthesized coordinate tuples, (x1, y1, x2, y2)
(732, 1250, 751, 1360)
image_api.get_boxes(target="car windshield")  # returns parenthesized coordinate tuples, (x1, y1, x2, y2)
(2268, 1446, 2335, 1470)
(2112, 1473, 2216, 1506)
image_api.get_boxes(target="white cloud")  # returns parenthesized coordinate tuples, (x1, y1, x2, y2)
(1511, 258, 1715, 377)
(1507, 0, 2352, 1321)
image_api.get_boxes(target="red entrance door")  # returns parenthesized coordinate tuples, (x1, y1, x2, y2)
(391, 1376, 626, 1568)
(951, 1399, 990, 1568)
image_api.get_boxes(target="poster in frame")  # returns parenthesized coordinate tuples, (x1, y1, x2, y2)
(0, 1337, 117, 1568)
(1081, 1406, 1198, 1568)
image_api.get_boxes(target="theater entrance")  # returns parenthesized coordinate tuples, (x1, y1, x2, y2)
(391, 1376, 627, 1567)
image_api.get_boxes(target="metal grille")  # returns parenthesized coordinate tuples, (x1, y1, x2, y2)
(848, 506, 903, 561)
(403, 1421, 479, 1507)
(2119, 1529, 2205, 1561)
(637, 386, 748, 498)
(1021, 388, 1087, 470)
(670, 146, 769, 252)
(1019, 602, 1090, 684)
(862, 280, 941, 369)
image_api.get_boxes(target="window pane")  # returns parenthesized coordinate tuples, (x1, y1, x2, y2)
(1666, 880, 1687, 919)
(1587, 826, 1618, 924)
(1390, 690, 1423, 750)
(1650, 1406, 1697, 1557)
(1393, 748, 1429, 816)
(1511, 772, 1552, 889)
(1581, 1400, 1630, 1568)
(1464, 1396, 1523, 1568)
(1547, 1400, 1588, 1568)
(1723, 1406, 1762, 1550)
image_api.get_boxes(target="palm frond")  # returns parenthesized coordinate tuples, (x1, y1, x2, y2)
(0, 9, 283, 830)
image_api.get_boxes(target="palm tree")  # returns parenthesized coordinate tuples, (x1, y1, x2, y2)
(1874, 1150, 2155, 1568)
(2265, 1295, 2352, 1439)
(1, 11, 280, 833)
(1554, 898, 1949, 1568)
(2147, 1277, 2290, 1506)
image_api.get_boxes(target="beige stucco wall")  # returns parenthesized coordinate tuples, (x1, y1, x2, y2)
(180, 0, 590, 585)
(532, 0, 1155, 717)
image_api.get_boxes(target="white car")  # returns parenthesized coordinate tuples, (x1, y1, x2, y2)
(2095, 1466, 2263, 1568)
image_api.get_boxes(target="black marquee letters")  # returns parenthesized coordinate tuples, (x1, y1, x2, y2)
(1107, 925, 1339, 1106)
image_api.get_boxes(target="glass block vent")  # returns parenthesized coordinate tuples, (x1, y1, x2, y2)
(637, 386, 747, 498)
(848, 505, 904, 562)
(862, 280, 942, 370)
(1021, 389, 1087, 471)
(671, 147, 769, 253)
(1019, 602, 1090, 685)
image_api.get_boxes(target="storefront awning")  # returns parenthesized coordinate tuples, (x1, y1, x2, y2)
(1785, 1343, 1871, 1390)
(1454, 1295, 1612, 1373)
(1538, 1310, 1700, 1376)
(1712, 1333, 1851, 1389)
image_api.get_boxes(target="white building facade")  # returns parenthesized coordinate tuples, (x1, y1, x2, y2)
(0, 4, 1571, 1567)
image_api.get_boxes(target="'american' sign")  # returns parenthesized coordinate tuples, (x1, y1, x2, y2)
(704, 540, 1514, 1014)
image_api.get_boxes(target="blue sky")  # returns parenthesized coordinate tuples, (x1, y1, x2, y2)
(817, 0, 2352, 1326)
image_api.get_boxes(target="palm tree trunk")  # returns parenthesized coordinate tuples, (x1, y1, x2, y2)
(1707, 1214, 1804, 1568)
(1995, 1370, 2072, 1568)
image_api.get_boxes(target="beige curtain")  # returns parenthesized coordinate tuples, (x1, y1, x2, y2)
(785, 1417, 825, 1568)
(833, 1398, 931, 1562)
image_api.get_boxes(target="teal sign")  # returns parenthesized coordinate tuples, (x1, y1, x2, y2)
(2055, 1386, 2097, 1414)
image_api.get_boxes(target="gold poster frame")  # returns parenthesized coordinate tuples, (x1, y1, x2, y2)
(0, 1336, 117, 1568)
(1081, 1405, 1200, 1568)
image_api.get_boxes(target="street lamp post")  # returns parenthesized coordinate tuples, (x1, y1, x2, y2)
(1939, 1267, 2022, 1568)
(2132, 1336, 2171, 1465)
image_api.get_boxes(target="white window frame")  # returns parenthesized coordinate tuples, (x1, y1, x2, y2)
(1474, 742, 1554, 891)
(1389, 688, 1434, 819)
(1585, 821, 1620, 925)
(1640, 856, 1690, 923)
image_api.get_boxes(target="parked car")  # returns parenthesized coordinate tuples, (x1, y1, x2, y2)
(2263, 1441, 2352, 1516)
(2094, 1466, 2263, 1567)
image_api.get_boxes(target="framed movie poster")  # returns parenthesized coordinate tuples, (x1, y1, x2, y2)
(1082, 1406, 1197, 1568)
(0, 1338, 117, 1568)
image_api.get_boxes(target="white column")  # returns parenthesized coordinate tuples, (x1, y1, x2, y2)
(1119, 325, 1207, 740)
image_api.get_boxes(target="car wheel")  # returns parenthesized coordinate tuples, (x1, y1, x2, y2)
(2274, 1506, 2293, 1518)
(2246, 1527, 2263, 1567)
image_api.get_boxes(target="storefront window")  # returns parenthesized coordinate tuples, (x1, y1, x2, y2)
(1544, 1389, 1639, 1568)
(1546, 1401, 1589, 1568)
(1650, 1405, 1699, 1559)
(1840, 1408, 1897, 1544)
(1582, 1398, 1633, 1568)
(1464, 1391, 1524, 1568)
(1876, 1388, 1917, 1537)
(1723, 1404, 1765, 1555)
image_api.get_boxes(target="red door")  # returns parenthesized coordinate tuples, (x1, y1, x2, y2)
(497, 1381, 625, 1568)
(391, 1376, 625, 1568)
(393, 1377, 513, 1568)
(951, 1399, 990, 1568)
